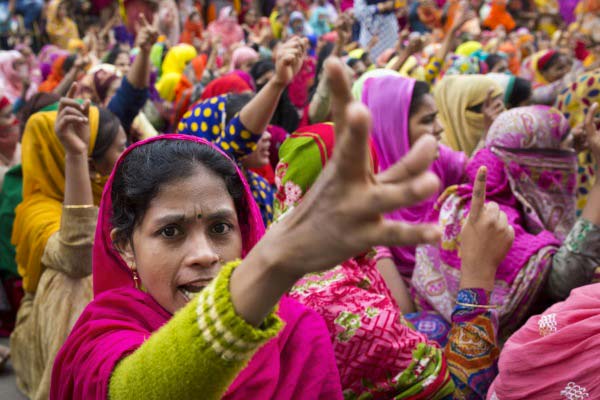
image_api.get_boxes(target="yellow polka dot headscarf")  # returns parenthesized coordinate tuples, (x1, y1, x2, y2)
(177, 95, 228, 141)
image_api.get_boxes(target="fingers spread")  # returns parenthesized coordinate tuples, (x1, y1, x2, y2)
(377, 134, 438, 184)
(369, 171, 440, 213)
(334, 102, 372, 178)
(325, 57, 353, 140)
(375, 220, 442, 248)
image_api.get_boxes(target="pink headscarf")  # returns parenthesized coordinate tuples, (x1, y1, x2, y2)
(488, 282, 600, 399)
(0, 50, 38, 102)
(362, 75, 467, 278)
(207, 7, 244, 49)
(50, 135, 342, 400)
(230, 46, 259, 72)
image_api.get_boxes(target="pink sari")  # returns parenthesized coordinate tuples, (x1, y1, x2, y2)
(50, 134, 342, 400)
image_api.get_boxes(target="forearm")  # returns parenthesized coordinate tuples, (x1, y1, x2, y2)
(547, 218, 600, 299)
(582, 179, 600, 224)
(63, 153, 94, 206)
(376, 257, 415, 313)
(239, 79, 285, 134)
(127, 50, 151, 89)
(386, 51, 409, 71)
(110, 260, 283, 399)
(53, 70, 79, 97)
(308, 79, 331, 123)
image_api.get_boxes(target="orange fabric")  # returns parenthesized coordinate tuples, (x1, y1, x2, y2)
(38, 56, 67, 93)
(191, 54, 208, 81)
(180, 19, 204, 44)
(483, 1, 516, 31)
(417, 4, 442, 29)
(443, 0, 460, 33)
(195, 2, 217, 25)
(171, 75, 194, 128)
(499, 42, 520, 74)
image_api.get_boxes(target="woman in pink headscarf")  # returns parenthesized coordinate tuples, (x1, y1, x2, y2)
(0, 51, 39, 103)
(207, 6, 244, 49)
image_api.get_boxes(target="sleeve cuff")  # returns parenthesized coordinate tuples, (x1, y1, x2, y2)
(59, 206, 99, 243)
(195, 260, 283, 361)
(564, 218, 600, 257)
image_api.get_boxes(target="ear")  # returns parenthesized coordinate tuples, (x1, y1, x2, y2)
(110, 228, 136, 268)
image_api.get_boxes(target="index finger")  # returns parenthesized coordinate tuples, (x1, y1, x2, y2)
(66, 82, 78, 99)
(325, 57, 353, 141)
(469, 166, 487, 221)
(138, 13, 150, 27)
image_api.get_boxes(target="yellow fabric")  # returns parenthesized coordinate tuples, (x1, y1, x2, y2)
(348, 49, 366, 60)
(435, 75, 502, 156)
(455, 41, 482, 57)
(11, 108, 101, 293)
(155, 72, 181, 102)
(46, 0, 80, 50)
(530, 50, 551, 85)
(161, 44, 198, 76)
(393, 55, 426, 82)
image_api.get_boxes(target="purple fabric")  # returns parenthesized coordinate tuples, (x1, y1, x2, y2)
(50, 134, 342, 400)
(362, 75, 467, 278)
(559, 0, 579, 24)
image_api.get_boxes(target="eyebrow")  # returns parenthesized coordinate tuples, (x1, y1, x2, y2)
(151, 209, 237, 227)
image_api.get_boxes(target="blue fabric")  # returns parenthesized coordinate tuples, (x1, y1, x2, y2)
(107, 77, 148, 136)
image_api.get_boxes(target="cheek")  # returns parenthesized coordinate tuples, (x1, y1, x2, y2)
(220, 230, 244, 262)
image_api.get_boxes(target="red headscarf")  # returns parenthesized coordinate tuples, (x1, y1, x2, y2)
(200, 74, 252, 100)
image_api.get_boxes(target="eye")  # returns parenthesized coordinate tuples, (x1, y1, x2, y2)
(211, 223, 233, 235)
(159, 226, 182, 238)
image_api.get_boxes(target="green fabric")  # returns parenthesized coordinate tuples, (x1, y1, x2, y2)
(109, 260, 283, 400)
(0, 165, 22, 279)
(274, 133, 328, 219)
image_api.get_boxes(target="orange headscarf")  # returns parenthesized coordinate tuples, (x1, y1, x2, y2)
(38, 55, 67, 93)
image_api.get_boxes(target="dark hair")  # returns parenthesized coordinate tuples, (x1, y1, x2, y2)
(347, 58, 362, 69)
(17, 93, 61, 138)
(106, 47, 130, 65)
(485, 54, 505, 71)
(92, 108, 121, 161)
(111, 140, 245, 244)
(507, 77, 532, 108)
(250, 60, 275, 85)
(409, 80, 431, 117)
(62, 54, 77, 74)
(538, 52, 562, 72)
(224, 93, 253, 125)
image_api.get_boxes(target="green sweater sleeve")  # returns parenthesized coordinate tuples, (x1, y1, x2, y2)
(109, 260, 284, 400)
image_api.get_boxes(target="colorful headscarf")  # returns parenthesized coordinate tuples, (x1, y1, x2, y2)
(276, 123, 455, 398)
(161, 44, 198, 76)
(76, 64, 122, 105)
(435, 74, 503, 156)
(555, 68, 600, 213)
(0, 51, 38, 102)
(444, 55, 481, 75)
(207, 6, 245, 49)
(200, 74, 252, 100)
(230, 46, 259, 72)
(39, 55, 68, 93)
(12, 107, 101, 294)
(361, 75, 467, 278)
(412, 106, 574, 334)
(455, 41, 483, 57)
(50, 134, 340, 400)
(488, 282, 600, 399)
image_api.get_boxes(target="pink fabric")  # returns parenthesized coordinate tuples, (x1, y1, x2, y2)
(50, 134, 342, 400)
(362, 75, 467, 278)
(488, 283, 600, 399)
(287, 57, 316, 108)
(288, 255, 435, 396)
(230, 46, 259, 72)
(207, 7, 244, 49)
(0, 50, 38, 102)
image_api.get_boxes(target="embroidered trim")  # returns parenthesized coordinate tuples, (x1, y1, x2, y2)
(538, 313, 558, 337)
(561, 382, 590, 400)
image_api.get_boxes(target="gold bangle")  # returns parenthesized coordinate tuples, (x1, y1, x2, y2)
(63, 204, 95, 209)
(455, 302, 498, 309)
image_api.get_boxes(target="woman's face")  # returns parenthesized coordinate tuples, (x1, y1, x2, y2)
(408, 93, 443, 145)
(117, 165, 243, 314)
(114, 53, 131, 76)
(241, 131, 272, 169)
(0, 104, 18, 135)
(104, 78, 123, 107)
(93, 127, 127, 176)
(12, 57, 28, 79)
(491, 58, 509, 73)
(542, 55, 571, 83)
(245, 9, 258, 26)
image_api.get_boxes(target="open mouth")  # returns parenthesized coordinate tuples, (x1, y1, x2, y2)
(178, 280, 213, 301)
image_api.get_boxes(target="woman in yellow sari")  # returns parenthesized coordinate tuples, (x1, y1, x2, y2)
(10, 86, 126, 400)
(434, 74, 503, 156)
(46, 0, 80, 49)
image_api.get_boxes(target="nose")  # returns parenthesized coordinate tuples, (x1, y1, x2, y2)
(433, 118, 443, 137)
(183, 230, 220, 269)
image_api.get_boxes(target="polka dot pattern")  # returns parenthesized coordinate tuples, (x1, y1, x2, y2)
(249, 171, 275, 226)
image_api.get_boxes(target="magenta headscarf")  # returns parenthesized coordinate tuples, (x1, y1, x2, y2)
(50, 135, 342, 400)
(488, 283, 600, 399)
(362, 75, 467, 278)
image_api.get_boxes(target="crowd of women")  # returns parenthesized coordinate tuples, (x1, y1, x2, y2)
(0, 0, 599, 399)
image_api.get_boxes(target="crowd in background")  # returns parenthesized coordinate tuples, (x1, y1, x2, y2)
(0, 0, 599, 399)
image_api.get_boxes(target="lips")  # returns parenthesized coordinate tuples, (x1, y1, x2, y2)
(178, 279, 214, 301)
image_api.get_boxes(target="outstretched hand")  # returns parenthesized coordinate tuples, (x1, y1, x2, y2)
(55, 83, 91, 156)
(459, 166, 514, 291)
(260, 57, 443, 279)
(135, 13, 160, 53)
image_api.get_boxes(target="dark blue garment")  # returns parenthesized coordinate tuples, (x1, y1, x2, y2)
(107, 78, 148, 136)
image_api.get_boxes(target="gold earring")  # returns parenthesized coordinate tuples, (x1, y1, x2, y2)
(92, 171, 102, 184)
(130, 264, 140, 290)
